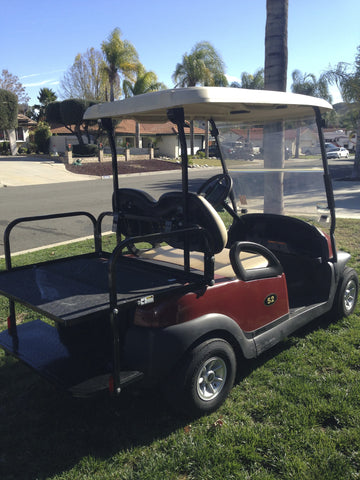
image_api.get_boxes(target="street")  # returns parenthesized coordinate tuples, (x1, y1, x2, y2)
(0, 158, 359, 256)
(0, 168, 216, 255)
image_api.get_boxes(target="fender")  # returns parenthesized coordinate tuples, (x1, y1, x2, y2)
(124, 313, 257, 385)
(335, 250, 351, 276)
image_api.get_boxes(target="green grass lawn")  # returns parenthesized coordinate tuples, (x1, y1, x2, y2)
(0, 218, 359, 480)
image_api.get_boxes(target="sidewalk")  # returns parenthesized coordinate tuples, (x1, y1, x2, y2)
(332, 179, 360, 218)
(0, 157, 98, 187)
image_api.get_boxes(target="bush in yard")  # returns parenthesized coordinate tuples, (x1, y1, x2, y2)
(0, 141, 10, 154)
(72, 144, 99, 156)
(34, 121, 51, 153)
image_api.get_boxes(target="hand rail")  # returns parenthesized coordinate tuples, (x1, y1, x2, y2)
(3, 211, 98, 271)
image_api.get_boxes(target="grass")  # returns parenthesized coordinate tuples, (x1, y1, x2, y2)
(0, 218, 359, 480)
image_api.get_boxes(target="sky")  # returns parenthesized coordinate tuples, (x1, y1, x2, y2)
(1, 0, 359, 106)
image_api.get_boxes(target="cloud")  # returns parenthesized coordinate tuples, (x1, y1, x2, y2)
(20, 69, 65, 80)
(225, 74, 241, 85)
(23, 79, 56, 87)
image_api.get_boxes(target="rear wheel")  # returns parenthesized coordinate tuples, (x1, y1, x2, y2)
(165, 339, 236, 416)
(335, 267, 358, 317)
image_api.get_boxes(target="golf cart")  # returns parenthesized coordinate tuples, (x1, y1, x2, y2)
(0, 87, 358, 416)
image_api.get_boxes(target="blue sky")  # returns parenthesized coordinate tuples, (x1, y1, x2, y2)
(2, 0, 359, 105)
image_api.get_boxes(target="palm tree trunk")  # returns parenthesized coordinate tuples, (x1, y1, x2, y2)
(352, 118, 360, 178)
(263, 0, 288, 214)
(135, 122, 141, 148)
(190, 120, 194, 156)
(264, 0, 288, 92)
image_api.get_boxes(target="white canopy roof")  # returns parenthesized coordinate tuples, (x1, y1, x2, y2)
(83, 87, 332, 124)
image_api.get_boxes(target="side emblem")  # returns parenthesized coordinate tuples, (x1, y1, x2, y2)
(264, 294, 277, 306)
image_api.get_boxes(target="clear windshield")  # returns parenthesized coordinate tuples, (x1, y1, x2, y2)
(215, 119, 331, 233)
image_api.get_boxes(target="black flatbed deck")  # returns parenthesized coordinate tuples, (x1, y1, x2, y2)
(0, 253, 203, 325)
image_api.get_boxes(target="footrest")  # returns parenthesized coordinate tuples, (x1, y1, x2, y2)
(69, 371, 144, 397)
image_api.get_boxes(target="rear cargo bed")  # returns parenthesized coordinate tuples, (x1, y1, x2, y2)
(0, 253, 203, 324)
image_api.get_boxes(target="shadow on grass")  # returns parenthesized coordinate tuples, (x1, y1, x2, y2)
(0, 365, 189, 480)
(0, 311, 344, 480)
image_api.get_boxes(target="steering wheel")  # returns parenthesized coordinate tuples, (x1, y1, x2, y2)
(197, 173, 233, 209)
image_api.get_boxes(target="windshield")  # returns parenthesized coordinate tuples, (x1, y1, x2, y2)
(214, 119, 331, 233)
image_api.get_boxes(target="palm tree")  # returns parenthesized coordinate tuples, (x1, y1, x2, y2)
(123, 65, 167, 147)
(123, 65, 166, 97)
(173, 41, 228, 155)
(101, 28, 139, 102)
(263, 0, 288, 214)
(173, 41, 227, 88)
(325, 46, 360, 179)
(231, 69, 264, 89)
(291, 70, 332, 156)
(291, 70, 331, 99)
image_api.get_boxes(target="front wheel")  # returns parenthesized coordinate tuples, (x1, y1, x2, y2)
(165, 339, 236, 416)
(334, 267, 358, 318)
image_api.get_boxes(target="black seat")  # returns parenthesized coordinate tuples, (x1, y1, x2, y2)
(113, 189, 227, 254)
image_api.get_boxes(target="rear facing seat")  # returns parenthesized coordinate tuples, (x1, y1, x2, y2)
(227, 213, 331, 262)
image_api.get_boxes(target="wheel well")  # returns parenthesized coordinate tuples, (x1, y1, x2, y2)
(186, 329, 246, 367)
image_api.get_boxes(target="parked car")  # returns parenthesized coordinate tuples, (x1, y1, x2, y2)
(197, 145, 220, 157)
(326, 147, 349, 159)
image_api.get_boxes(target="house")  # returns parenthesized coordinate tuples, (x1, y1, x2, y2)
(323, 129, 355, 151)
(49, 119, 206, 158)
(0, 114, 36, 153)
(228, 126, 321, 156)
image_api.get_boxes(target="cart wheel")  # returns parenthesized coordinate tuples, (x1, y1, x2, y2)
(335, 267, 358, 318)
(165, 339, 236, 416)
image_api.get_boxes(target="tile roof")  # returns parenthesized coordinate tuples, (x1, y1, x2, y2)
(50, 119, 205, 136)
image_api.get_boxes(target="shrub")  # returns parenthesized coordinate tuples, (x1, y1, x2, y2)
(0, 141, 10, 154)
(34, 122, 51, 153)
(72, 144, 98, 156)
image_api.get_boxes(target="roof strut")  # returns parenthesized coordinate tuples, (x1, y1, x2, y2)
(314, 107, 337, 264)
(167, 107, 190, 272)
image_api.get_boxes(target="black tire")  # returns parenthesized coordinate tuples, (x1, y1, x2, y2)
(165, 339, 236, 416)
(335, 267, 358, 318)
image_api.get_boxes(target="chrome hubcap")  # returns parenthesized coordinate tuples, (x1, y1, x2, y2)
(344, 279, 357, 313)
(196, 356, 227, 401)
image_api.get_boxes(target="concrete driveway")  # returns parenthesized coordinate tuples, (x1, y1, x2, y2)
(0, 156, 97, 187)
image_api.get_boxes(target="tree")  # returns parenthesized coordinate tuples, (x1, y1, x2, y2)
(173, 41, 228, 154)
(291, 70, 332, 156)
(123, 65, 166, 97)
(123, 65, 167, 147)
(46, 99, 96, 146)
(231, 68, 264, 89)
(325, 46, 360, 179)
(291, 70, 331, 100)
(60, 48, 113, 101)
(172, 41, 227, 88)
(101, 28, 139, 102)
(263, 0, 288, 215)
(0, 70, 30, 105)
(0, 88, 18, 155)
(264, 1, 288, 92)
(29, 88, 57, 122)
